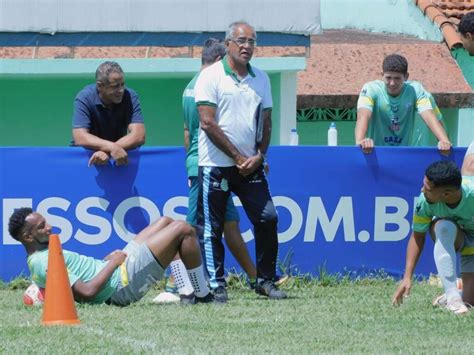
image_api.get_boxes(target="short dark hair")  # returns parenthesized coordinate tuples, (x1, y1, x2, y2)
(8, 207, 33, 241)
(382, 54, 408, 74)
(425, 161, 462, 189)
(459, 12, 474, 35)
(96, 61, 124, 84)
(202, 38, 226, 65)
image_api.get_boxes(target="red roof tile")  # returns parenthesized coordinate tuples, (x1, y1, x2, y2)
(416, 0, 474, 49)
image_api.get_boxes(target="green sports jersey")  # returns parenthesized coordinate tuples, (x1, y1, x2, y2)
(357, 80, 441, 146)
(183, 74, 200, 177)
(27, 249, 120, 304)
(412, 176, 474, 235)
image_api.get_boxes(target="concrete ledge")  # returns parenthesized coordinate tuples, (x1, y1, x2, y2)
(0, 57, 306, 77)
(297, 93, 474, 109)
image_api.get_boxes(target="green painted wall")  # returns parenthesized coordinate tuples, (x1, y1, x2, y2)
(128, 77, 190, 146)
(298, 120, 356, 146)
(451, 48, 474, 146)
(0, 76, 84, 146)
(0, 73, 281, 146)
(453, 48, 474, 88)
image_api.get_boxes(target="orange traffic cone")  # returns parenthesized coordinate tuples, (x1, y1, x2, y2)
(42, 234, 80, 326)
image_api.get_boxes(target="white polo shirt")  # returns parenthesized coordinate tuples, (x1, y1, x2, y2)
(195, 57, 272, 167)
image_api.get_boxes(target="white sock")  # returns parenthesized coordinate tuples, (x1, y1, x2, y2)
(170, 260, 194, 296)
(433, 220, 461, 301)
(187, 265, 210, 297)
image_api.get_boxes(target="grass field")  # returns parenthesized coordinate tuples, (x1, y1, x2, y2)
(0, 276, 472, 354)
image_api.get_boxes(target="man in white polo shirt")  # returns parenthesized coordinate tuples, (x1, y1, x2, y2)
(194, 21, 286, 302)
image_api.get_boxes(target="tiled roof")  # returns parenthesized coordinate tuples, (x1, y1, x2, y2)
(416, 0, 474, 49)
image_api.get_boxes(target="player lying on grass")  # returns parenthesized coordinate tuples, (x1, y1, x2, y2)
(8, 208, 213, 306)
(392, 143, 474, 315)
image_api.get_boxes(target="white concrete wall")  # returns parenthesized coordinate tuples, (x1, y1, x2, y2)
(279, 72, 299, 145)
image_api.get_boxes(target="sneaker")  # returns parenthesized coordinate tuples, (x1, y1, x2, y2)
(249, 275, 290, 290)
(255, 280, 287, 300)
(179, 293, 197, 305)
(432, 293, 447, 308)
(152, 291, 181, 304)
(447, 296, 469, 315)
(213, 286, 228, 303)
(195, 292, 214, 304)
(180, 292, 215, 305)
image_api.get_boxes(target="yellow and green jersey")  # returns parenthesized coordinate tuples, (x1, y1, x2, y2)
(357, 80, 442, 146)
(413, 176, 474, 236)
(27, 249, 120, 304)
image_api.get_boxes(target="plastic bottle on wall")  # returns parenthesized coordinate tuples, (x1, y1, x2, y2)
(328, 122, 337, 146)
(289, 128, 299, 146)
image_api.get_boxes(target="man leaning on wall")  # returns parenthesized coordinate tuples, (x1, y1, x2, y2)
(355, 54, 451, 154)
(71, 61, 146, 166)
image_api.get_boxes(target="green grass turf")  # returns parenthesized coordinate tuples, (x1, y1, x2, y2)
(0, 277, 472, 354)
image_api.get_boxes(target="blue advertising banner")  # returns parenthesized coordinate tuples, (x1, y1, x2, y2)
(0, 146, 467, 281)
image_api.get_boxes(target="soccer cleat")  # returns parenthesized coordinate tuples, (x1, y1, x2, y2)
(213, 286, 228, 303)
(432, 280, 465, 310)
(179, 293, 197, 305)
(446, 296, 469, 315)
(255, 280, 287, 300)
(432, 294, 469, 315)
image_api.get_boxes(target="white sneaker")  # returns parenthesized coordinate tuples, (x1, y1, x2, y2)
(432, 293, 447, 308)
(152, 291, 180, 304)
(446, 296, 469, 315)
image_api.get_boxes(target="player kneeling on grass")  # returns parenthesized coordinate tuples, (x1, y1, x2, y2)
(392, 144, 474, 315)
(9, 208, 213, 306)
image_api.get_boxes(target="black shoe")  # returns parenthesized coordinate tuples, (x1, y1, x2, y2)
(255, 280, 287, 299)
(180, 293, 197, 305)
(195, 292, 214, 304)
(213, 286, 228, 303)
(180, 292, 214, 305)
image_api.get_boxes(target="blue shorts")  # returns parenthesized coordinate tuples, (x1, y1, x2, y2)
(186, 176, 239, 225)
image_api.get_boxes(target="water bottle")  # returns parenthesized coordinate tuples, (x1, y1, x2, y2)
(328, 122, 337, 146)
(289, 128, 299, 146)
